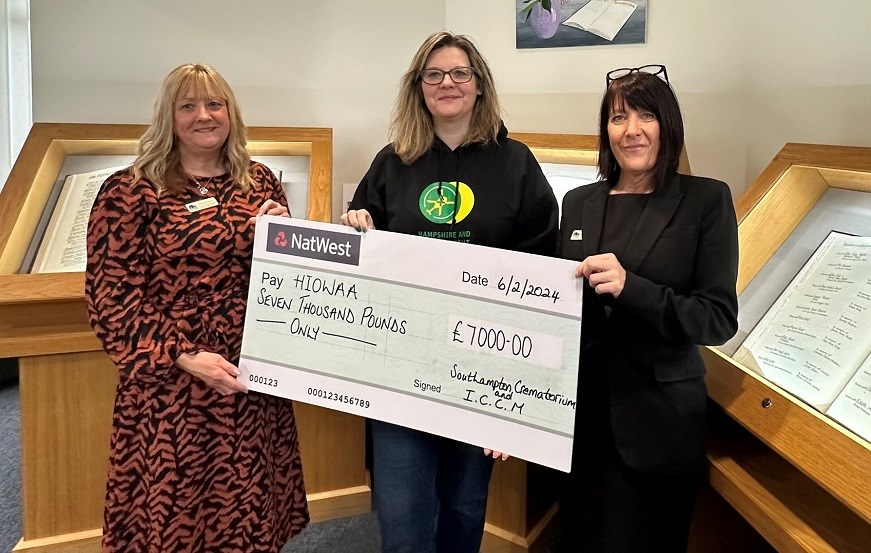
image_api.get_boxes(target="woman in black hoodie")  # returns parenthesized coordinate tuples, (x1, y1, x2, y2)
(343, 31, 558, 553)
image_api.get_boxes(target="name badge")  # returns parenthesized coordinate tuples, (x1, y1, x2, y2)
(570, 230, 583, 241)
(185, 197, 218, 212)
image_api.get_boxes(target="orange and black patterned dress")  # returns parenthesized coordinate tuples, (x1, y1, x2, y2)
(86, 162, 308, 552)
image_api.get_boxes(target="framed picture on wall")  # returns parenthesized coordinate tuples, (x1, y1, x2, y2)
(516, 0, 648, 49)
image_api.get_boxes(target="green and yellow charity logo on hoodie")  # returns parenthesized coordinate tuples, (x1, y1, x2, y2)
(418, 181, 475, 224)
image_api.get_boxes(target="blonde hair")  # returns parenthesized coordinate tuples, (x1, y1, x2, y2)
(391, 32, 502, 165)
(133, 64, 252, 194)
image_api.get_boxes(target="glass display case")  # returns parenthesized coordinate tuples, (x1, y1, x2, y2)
(702, 143, 871, 552)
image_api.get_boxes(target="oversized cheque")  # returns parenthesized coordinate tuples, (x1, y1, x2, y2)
(240, 217, 582, 471)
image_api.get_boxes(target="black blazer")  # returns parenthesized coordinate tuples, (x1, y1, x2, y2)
(558, 173, 738, 474)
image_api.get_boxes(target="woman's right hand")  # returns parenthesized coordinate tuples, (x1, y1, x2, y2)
(576, 253, 627, 298)
(340, 209, 375, 232)
(176, 351, 247, 396)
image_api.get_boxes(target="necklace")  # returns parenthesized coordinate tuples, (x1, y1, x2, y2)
(192, 175, 214, 196)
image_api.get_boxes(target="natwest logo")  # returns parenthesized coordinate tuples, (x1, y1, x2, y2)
(266, 222, 361, 265)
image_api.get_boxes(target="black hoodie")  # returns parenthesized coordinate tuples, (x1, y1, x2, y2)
(350, 123, 558, 255)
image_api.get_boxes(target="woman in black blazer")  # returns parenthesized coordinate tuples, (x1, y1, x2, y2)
(556, 66, 739, 552)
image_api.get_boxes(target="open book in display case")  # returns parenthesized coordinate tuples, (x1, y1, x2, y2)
(0, 123, 374, 551)
(702, 143, 871, 552)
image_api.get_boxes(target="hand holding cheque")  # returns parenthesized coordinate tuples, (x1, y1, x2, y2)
(340, 208, 375, 231)
(239, 217, 583, 471)
(577, 252, 627, 298)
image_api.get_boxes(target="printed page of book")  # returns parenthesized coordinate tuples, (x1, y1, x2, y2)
(827, 353, 871, 444)
(31, 165, 128, 274)
(719, 188, 871, 357)
(735, 232, 871, 410)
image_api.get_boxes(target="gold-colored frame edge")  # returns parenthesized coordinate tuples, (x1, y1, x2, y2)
(510, 132, 598, 166)
(509, 132, 691, 174)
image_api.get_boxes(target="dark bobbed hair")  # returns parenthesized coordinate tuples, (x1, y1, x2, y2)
(597, 72, 684, 189)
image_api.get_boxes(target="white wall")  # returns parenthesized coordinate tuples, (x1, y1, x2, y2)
(30, 0, 445, 219)
(27, 0, 871, 216)
(450, 0, 871, 195)
(0, 1, 9, 191)
(740, 1, 871, 186)
(0, 0, 31, 192)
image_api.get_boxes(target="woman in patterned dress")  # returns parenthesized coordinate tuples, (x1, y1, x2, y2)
(85, 64, 309, 552)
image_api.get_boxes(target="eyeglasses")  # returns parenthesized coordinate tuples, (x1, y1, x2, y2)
(606, 64, 669, 87)
(420, 66, 475, 85)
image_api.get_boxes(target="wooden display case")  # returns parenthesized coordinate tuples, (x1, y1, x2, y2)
(0, 123, 372, 551)
(701, 143, 871, 552)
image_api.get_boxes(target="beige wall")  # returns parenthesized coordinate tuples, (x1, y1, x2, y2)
(449, 0, 871, 197)
(740, 2, 871, 186)
(30, 1, 445, 220)
(30, 0, 871, 217)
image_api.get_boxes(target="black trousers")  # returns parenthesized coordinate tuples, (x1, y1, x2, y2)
(557, 386, 701, 553)
(558, 448, 700, 552)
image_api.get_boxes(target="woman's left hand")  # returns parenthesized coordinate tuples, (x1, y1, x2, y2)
(483, 448, 509, 461)
(577, 253, 626, 298)
(249, 199, 290, 224)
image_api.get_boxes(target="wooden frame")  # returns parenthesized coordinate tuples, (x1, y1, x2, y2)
(0, 124, 371, 552)
(511, 132, 600, 166)
(511, 131, 691, 174)
(702, 143, 871, 551)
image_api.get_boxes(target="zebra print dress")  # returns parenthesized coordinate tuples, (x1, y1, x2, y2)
(86, 163, 309, 552)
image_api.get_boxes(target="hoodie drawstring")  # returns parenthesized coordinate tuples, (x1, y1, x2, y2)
(450, 149, 461, 229)
(436, 143, 460, 230)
